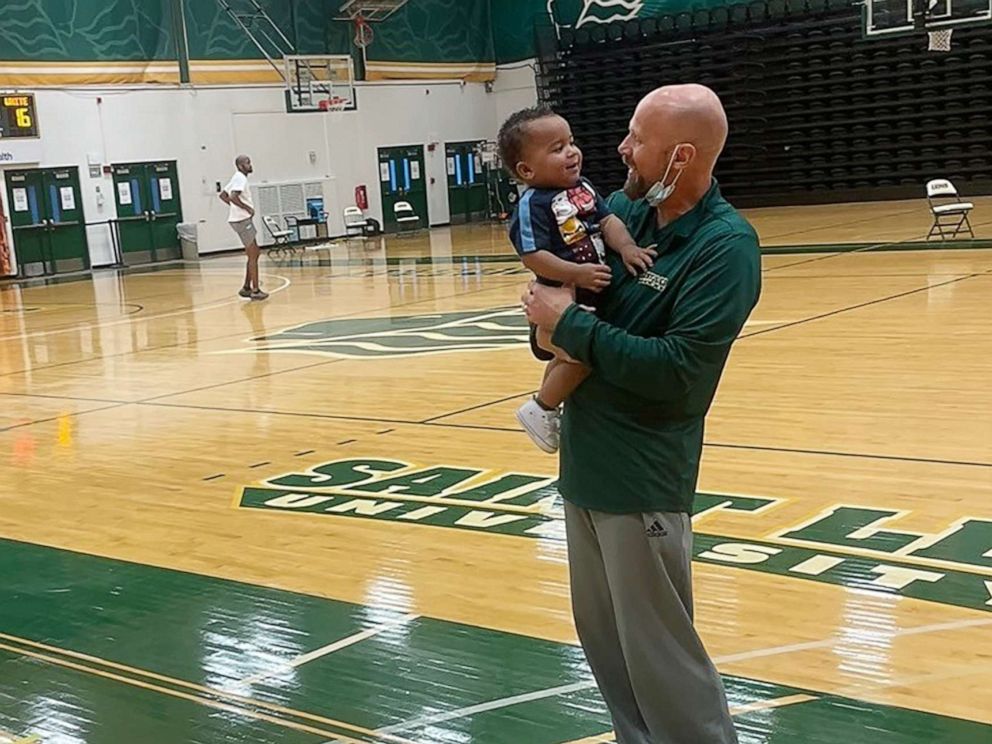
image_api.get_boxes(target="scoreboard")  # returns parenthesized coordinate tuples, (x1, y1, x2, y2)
(0, 94, 39, 138)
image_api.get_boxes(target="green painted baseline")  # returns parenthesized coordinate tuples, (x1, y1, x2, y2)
(0, 539, 989, 743)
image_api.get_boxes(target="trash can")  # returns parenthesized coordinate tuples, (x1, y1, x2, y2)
(177, 223, 198, 261)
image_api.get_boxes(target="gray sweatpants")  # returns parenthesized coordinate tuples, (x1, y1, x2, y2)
(565, 502, 737, 744)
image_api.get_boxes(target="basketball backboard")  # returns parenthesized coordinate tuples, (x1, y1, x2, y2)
(924, 0, 992, 26)
(862, 0, 991, 35)
(284, 55, 356, 113)
(334, 0, 408, 21)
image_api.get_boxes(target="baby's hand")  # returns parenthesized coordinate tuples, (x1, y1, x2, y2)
(572, 263, 612, 292)
(620, 244, 658, 276)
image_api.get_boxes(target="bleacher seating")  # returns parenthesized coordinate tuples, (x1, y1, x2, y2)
(535, 0, 992, 207)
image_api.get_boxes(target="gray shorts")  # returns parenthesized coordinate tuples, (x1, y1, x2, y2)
(230, 218, 257, 247)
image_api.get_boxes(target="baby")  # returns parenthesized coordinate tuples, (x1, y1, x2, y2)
(499, 105, 652, 453)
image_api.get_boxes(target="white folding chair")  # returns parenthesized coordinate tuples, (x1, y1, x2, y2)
(393, 200, 421, 232)
(262, 215, 293, 246)
(343, 206, 367, 237)
(926, 179, 975, 241)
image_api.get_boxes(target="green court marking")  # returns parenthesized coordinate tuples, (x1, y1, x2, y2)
(761, 238, 992, 255)
(694, 533, 992, 614)
(0, 539, 989, 744)
(239, 458, 992, 615)
(247, 307, 529, 358)
(0, 647, 325, 744)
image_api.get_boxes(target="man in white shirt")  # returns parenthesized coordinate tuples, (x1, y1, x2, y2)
(220, 154, 267, 300)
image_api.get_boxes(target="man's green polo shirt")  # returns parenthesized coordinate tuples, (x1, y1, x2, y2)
(551, 180, 762, 514)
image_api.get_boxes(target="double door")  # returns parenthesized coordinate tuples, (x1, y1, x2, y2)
(4, 167, 88, 276)
(112, 161, 182, 264)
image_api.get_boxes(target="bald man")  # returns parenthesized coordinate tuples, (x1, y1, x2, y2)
(524, 85, 760, 743)
(220, 154, 267, 300)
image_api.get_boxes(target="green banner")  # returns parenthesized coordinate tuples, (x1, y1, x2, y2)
(0, 0, 176, 62)
(0, 0, 739, 79)
(495, 0, 740, 63)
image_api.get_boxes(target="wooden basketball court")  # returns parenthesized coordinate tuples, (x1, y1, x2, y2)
(1, 201, 991, 743)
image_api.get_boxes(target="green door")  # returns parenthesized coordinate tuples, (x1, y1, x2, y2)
(112, 163, 151, 264)
(45, 168, 88, 272)
(378, 145, 428, 233)
(5, 167, 88, 276)
(112, 161, 182, 264)
(445, 141, 488, 224)
(5, 169, 48, 273)
(148, 161, 182, 260)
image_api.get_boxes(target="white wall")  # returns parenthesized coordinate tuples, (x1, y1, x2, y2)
(1, 78, 508, 269)
(493, 62, 539, 127)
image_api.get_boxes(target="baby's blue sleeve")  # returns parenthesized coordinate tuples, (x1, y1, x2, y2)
(509, 190, 552, 255)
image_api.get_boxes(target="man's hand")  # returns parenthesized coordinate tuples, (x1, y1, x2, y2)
(571, 263, 612, 292)
(522, 282, 576, 332)
(619, 243, 658, 276)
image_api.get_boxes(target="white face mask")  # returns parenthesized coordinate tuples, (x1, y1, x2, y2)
(644, 146, 686, 207)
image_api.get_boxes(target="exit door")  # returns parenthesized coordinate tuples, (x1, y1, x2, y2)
(112, 161, 183, 264)
(378, 145, 428, 233)
(445, 141, 488, 224)
(4, 167, 89, 276)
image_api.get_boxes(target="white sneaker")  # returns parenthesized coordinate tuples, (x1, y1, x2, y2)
(515, 398, 560, 453)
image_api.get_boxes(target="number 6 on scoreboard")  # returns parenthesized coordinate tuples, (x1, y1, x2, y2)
(15, 107, 32, 128)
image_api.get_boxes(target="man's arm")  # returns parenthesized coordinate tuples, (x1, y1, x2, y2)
(521, 251, 611, 292)
(600, 214, 656, 275)
(546, 235, 760, 402)
(586, 182, 655, 274)
(228, 190, 254, 216)
(218, 190, 231, 205)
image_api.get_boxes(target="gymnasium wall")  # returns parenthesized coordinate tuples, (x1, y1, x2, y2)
(0, 1, 510, 268)
(492, 64, 540, 127)
(15, 81, 497, 264)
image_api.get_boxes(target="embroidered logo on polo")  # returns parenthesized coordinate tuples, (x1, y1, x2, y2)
(638, 273, 669, 293)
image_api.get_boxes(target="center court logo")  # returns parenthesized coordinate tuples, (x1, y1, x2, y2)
(236, 307, 530, 359)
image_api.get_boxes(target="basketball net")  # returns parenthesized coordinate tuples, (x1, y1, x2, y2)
(318, 95, 349, 113)
(927, 27, 953, 51)
(353, 15, 375, 49)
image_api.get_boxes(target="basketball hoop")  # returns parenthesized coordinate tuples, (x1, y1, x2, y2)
(927, 27, 953, 51)
(318, 96, 349, 112)
(354, 15, 375, 49)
